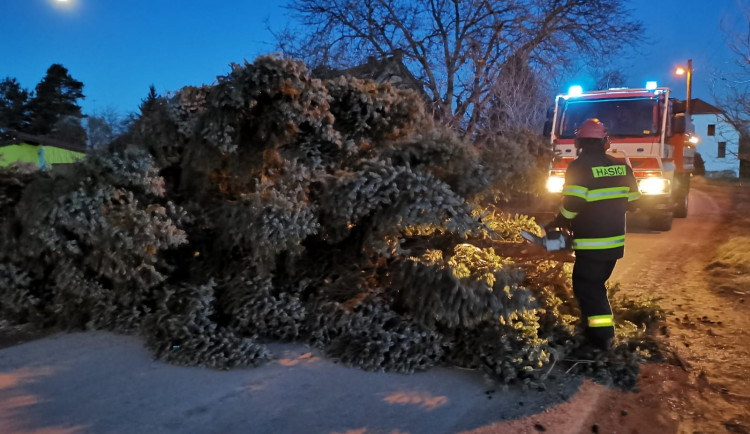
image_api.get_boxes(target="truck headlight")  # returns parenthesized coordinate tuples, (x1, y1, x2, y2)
(637, 178, 670, 195)
(546, 175, 565, 193)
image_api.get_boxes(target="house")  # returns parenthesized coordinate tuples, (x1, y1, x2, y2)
(0, 131, 86, 170)
(312, 52, 426, 96)
(675, 98, 741, 177)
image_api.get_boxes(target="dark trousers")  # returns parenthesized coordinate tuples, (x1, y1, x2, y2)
(572, 257, 617, 348)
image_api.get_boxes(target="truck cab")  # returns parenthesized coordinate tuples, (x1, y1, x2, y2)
(545, 87, 698, 231)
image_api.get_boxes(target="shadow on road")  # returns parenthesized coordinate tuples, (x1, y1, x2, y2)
(0, 332, 584, 434)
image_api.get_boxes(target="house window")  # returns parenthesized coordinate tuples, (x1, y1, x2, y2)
(707, 124, 716, 136)
(718, 142, 726, 158)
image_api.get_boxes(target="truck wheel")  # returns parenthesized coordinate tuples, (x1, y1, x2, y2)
(673, 174, 690, 218)
(649, 212, 673, 231)
(674, 193, 689, 218)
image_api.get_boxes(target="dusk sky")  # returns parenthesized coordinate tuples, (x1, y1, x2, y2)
(1, 0, 747, 117)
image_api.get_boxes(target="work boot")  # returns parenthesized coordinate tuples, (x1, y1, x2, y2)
(585, 327, 614, 351)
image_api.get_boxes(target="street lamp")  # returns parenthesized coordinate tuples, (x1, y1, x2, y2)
(675, 59, 693, 116)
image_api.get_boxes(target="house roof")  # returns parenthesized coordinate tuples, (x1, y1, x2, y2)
(673, 98, 723, 115)
(312, 53, 425, 96)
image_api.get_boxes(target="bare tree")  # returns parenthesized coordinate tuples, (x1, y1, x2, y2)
(593, 69, 628, 90)
(86, 106, 131, 149)
(480, 53, 550, 133)
(278, 0, 642, 138)
(712, 7, 750, 176)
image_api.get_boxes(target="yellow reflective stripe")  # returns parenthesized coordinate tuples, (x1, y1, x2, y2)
(560, 206, 578, 219)
(586, 187, 630, 202)
(563, 185, 588, 199)
(628, 191, 641, 202)
(565, 185, 635, 202)
(588, 314, 614, 327)
(573, 235, 626, 250)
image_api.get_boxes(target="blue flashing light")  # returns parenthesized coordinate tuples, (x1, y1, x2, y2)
(646, 81, 658, 90)
(568, 85, 583, 96)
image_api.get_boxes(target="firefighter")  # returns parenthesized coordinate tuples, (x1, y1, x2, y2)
(545, 118, 641, 349)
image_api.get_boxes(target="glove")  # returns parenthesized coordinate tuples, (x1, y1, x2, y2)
(543, 221, 558, 234)
(544, 218, 571, 234)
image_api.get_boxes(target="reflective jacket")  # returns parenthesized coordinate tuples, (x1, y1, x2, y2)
(550, 148, 641, 260)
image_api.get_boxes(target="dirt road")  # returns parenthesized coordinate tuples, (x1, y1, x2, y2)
(1, 179, 747, 434)
(477, 178, 750, 433)
(612, 180, 750, 434)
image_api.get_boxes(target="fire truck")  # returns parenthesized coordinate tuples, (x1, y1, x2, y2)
(544, 85, 698, 231)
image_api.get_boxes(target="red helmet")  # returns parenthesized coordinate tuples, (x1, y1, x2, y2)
(576, 118, 607, 139)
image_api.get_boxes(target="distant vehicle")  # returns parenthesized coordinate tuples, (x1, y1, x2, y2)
(543, 86, 699, 231)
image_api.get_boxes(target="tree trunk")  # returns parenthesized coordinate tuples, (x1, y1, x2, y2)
(739, 133, 750, 178)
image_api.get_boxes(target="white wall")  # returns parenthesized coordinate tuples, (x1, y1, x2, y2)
(692, 113, 740, 176)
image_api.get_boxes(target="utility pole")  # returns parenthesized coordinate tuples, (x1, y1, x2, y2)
(685, 59, 693, 116)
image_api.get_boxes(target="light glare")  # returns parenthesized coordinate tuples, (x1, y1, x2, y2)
(638, 178, 670, 195)
(675, 67, 686, 76)
(568, 85, 583, 97)
(646, 81, 658, 90)
(546, 175, 565, 193)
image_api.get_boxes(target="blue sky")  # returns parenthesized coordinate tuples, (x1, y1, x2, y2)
(1, 0, 746, 116)
(1, 0, 287, 115)
(583, 0, 747, 103)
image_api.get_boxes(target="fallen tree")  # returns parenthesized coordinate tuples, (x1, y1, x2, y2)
(0, 56, 663, 389)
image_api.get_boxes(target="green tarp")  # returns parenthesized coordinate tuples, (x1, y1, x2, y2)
(0, 143, 85, 168)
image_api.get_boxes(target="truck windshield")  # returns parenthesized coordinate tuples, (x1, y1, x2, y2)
(558, 97, 658, 138)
